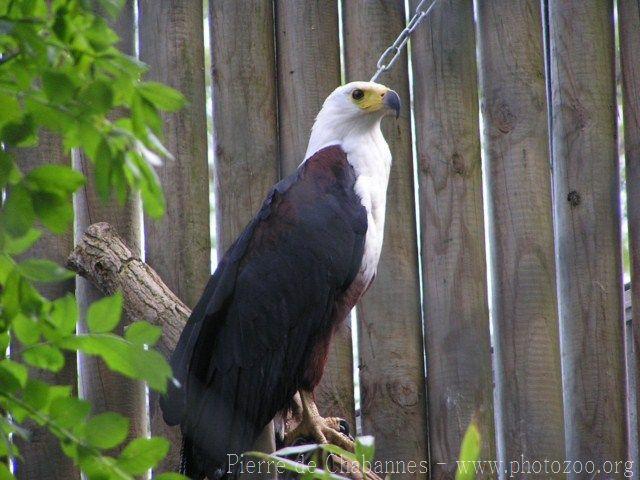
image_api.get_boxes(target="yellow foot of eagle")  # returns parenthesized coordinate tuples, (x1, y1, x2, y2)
(285, 390, 355, 452)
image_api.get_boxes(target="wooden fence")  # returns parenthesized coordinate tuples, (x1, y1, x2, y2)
(16, 0, 640, 479)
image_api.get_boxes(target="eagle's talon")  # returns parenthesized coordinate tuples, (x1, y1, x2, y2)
(284, 392, 355, 452)
(339, 418, 351, 437)
(285, 416, 354, 451)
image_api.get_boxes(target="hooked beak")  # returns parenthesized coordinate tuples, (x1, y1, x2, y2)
(383, 89, 401, 119)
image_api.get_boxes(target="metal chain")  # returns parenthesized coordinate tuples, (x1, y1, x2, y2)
(370, 0, 440, 82)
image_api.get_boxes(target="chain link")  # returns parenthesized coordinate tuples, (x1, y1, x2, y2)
(370, 0, 439, 82)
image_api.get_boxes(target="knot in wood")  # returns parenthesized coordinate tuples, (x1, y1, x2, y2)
(567, 190, 581, 207)
(494, 101, 515, 134)
(387, 380, 419, 407)
(451, 152, 465, 175)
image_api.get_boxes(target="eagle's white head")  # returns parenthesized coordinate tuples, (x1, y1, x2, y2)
(304, 81, 400, 160)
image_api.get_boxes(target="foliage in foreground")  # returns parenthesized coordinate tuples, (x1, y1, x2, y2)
(247, 436, 376, 480)
(0, 0, 188, 478)
(246, 421, 481, 480)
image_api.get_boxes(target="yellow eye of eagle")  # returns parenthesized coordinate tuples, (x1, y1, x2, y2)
(352, 89, 364, 100)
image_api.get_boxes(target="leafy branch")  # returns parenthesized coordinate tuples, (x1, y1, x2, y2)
(0, 0, 190, 478)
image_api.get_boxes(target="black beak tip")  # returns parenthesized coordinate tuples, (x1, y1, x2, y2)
(384, 89, 401, 119)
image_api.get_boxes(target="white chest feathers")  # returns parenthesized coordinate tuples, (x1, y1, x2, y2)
(342, 130, 392, 285)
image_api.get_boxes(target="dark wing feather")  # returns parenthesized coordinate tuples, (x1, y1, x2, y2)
(159, 145, 366, 478)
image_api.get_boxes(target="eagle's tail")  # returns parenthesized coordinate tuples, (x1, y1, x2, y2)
(180, 434, 228, 480)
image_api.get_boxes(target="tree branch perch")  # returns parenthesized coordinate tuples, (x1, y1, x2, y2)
(68, 222, 380, 480)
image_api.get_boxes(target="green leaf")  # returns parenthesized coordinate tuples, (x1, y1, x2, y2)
(24, 379, 56, 412)
(3, 229, 41, 255)
(131, 94, 162, 137)
(42, 70, 76, 104)
(155, 474, 190, 480)
(23, 344, 65, 372)
(87, 292, 123, 333)
(78, 80, 113, 115)
(0, 462, 15, 480)
(455, 420, 482, 480)
(85, 412, 129, 450)
(124, 321, 161, 346)
(17, 259, 74, 282)
(31, 190, 74, 234)
(0, 255, 15, 284)
(0, 360, 28, 388)
(84, 17, 119, 51)
(1, 114, 35, 146)
(26, 164, 85, 194)
(130, 348, 171, 393)
(61, 334, 171, 392)
(49, 294, 78, 335)
(117, 437, 169, 475)
(0, 333, 10, 354)
(319, 443, 357, 462)
(129, 152, 165, 218)
(0, 151, 21, 188)
(137, 82, 185, 112)
(0, 93, 21, 128)
(12, 313, 40, 345)
(2, 269, 43, 322)
(49, 397, 91, 429)
(355, 436, 375, 465)
(2, 184, 35, 236)
(77, 453, 114, 479)
(26, 97, 75, 132)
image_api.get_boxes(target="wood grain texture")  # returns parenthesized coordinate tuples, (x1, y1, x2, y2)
(209, 0, 278, 456)
(411, 1, 495, 476)
(275, 0, 341, 171)
(73, 0, 148, 447)
(12, 133, 78, 479)
(275, 0, 355, 429)
(343, 0, 428, 473)
(210, 0, 279, 254)
(138, 0, 210, 471)
(68, 223, 189, 359)
(619, 0, 640, 464)
(548, 0, 626, 467)
(477, 0, 566, 472)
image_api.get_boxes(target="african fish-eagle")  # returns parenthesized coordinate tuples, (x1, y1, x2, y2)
(160, 81, 401, 479)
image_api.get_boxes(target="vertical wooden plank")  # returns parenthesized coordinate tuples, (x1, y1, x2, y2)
(411, 1, 495, 476)
(549, 0, 626, 467)
(13, 133, 78, 479)
(477, 0, 566, 472)
(74, 0, 147, 444)
(343, 0, 428, 469)
(210, 0, 279, 254)
(620, 0, 640, 466)
(138, 0, 210, 472)
(274, 0, 355, 428)
(276, 0, 341, 170)
(209, 0, 278, 453)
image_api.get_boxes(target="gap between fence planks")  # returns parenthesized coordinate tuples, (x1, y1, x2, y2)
(138, 0, 210, 471)
(619, 0, 640, 466)
(12, 133, 78, 480)
(343, 0, 428, 470)
(549, 0, 626, 468)
(274, 0, 356, 431)
(72, 0, 148, 457)
(411, 0, 496, 476)
(477, 0, 565, 473)
(209, 0, 280, 459)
